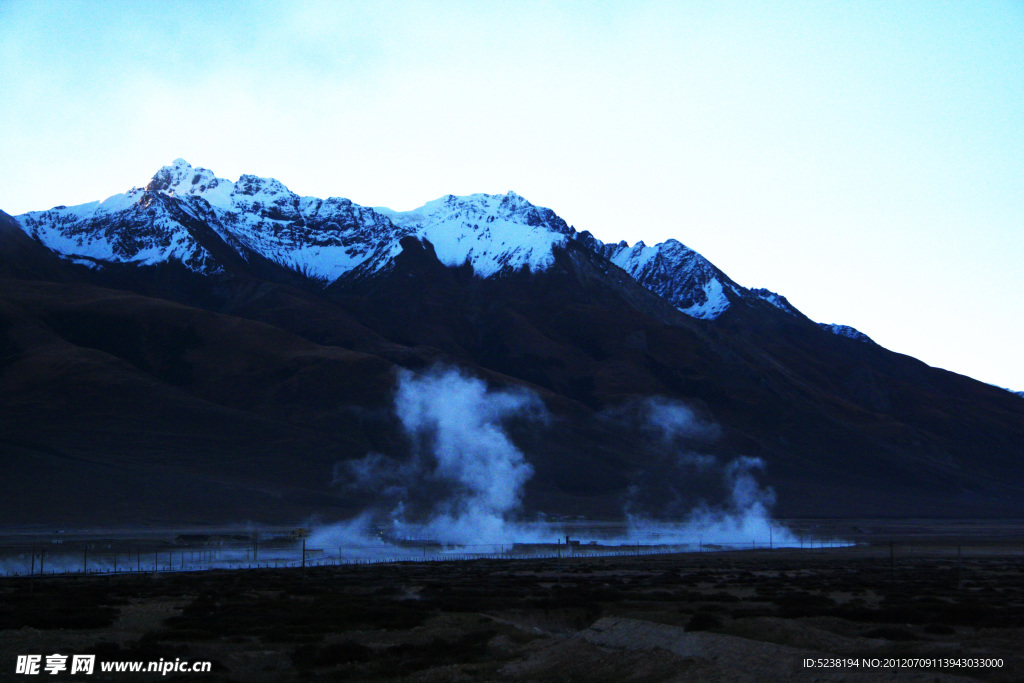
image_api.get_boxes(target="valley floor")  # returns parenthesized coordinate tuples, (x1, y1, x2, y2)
(1, 527, 1023, 681)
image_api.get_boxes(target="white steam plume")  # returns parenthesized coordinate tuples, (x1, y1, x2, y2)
(395, 365, 537, 523)
(313, 365, 550, 548)
(623, 397, 799, 546)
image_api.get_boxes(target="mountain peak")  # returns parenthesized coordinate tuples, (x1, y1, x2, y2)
(427, 191, 534, 214)
(145, 159, 223, 199)
(372, 191, 575, 277)
(146, 158, 195, 192)
(588, 236, 736, 319)
(141, 162, 303, 213)
(234, 174, 293, 198)
(500, 190, 531, 209)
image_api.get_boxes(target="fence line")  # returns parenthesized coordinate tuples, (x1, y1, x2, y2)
(0, 539, 799, 578)
(1, 538, 1020, 580)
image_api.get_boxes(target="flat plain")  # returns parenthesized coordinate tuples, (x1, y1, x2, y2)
(1, 521, 1023, 682)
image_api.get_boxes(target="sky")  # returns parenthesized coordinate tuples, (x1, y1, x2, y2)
(1, 0, 1022, 390)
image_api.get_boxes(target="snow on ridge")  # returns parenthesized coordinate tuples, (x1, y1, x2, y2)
(749, 288, 799, 316)
(13, 160, 881, 334)
(98, 160, 408, 281)
(818, 322, 874, 344)
(377, 191, 575, 277)
(131, 166, 906, 342)
(149, 164, 574, 279)
(147, 158, 234, 209)
(590, 236, 734, 320)
(604, 239, 659, 273)
(16, 187, 216, 272)
(679, 278, 730, 320)
(600, 237, 714, 281)
(17, 161, 580, 282)
(146, 159, 321, 213)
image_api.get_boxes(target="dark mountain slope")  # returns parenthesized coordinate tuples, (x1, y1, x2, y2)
(2, 230, 1023, 522)
(0, 278, 400, 523)
(2, 162, 1023, 524)
(0, 211, 69, 281)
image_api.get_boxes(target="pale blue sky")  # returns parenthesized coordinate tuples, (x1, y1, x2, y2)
(1, 0, 1022, 390)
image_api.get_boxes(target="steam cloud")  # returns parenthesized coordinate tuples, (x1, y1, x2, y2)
(623, 398, 796, 546)
(317, 365, 548, 547)
(312, 368, 801, 554)
(641, 396, 722, 444)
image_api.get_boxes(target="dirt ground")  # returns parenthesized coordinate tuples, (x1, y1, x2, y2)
(1, 542, 1023, 682)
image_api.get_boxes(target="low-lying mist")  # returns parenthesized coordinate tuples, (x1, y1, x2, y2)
(311, 366, 800, 553)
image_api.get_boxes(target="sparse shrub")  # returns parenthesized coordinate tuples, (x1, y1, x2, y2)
(686, 612, 723, 631)
(861, 626, 919, 641)
(292, 640, 372, 668)
(697, 603, 727, 612)
(729, 607, 776, 619)
(776, 591, 836, 618)
(935, 600, 998, 627)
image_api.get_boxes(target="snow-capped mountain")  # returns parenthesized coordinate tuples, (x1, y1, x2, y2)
(14, 159, 863, 336)
(376, 192, 574, 277)
(575, 233, 812, 323)
(17, 186, 221, 273)
(19, 159, 407, 282)
(583, 236, 737, 320)
(17, 160, 574, 284)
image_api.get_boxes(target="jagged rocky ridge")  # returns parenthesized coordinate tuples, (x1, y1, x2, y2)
(16, 159, 865, 337)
